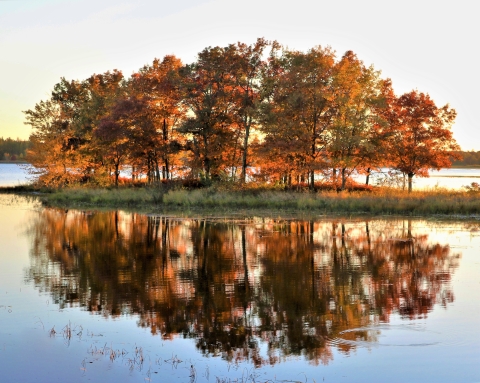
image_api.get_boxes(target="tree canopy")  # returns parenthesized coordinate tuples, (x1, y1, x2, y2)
(24, 39, 460, 191)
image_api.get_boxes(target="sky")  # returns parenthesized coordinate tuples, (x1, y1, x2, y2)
(0, 0, 478, 150)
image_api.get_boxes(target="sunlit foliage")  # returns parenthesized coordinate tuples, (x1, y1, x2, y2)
(24, 40, 460, 191)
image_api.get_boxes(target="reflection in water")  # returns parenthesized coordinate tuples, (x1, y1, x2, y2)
(25, 210, 460, 366)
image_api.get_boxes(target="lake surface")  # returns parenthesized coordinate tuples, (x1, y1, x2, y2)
(0, 195, 479, 382)
(355, 167, 480, 190)
(0, 163, 32, 186)
(2, 163, 480, 190)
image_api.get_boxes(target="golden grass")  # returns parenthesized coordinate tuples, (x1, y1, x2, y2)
(37, 184, 480, 216)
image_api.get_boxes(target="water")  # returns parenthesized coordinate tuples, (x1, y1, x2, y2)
(2, 163, 480, 190)
(363, 168, 480, 190)
(0, 194, 479, 382)
(0, 163, 31, 186)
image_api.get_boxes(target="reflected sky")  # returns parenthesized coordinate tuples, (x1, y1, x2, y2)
(0, 164, 32, 186)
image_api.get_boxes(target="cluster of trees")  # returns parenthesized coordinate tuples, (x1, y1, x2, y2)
(0, 137, 30, 161)
(452, 151, 480, 167)
(27, 211, 458, 365)
(25, 39, 460, 191)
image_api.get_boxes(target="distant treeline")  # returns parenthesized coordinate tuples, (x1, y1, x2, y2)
(452, 151, 480, 167)
(0, 137, 30, 161)
(25, 38, 460, 192)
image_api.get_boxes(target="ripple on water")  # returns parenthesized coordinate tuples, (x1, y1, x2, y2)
(327, 323, 447, 349)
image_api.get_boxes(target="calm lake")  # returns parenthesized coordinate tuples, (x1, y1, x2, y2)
(0, 194, 479, 382)
(0, 163, 32, 186)
(2, 163, 480, 189)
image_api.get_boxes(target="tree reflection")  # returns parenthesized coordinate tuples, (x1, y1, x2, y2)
(25, 211, 460, 366)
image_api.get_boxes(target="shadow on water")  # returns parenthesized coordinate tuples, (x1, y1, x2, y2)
(24, 209, 460, 367)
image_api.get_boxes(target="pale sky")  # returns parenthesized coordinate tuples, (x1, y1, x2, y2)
(0, 0, 478, 150)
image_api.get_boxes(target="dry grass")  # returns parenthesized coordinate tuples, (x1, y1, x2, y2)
(36, 184, 480, 217)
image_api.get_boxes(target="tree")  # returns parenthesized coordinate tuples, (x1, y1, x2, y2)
(24, 40, 462, 191)
(25, 97, 85, 186)
(386, 90, 460, 192)
(327, 51, 387, 191)
(130, 56, 185, 181)
(25, 72, 125, 186)
(179, 46, 238, 179)
(358, 79, 396, 185)
(259, 46, 335, 188)
(228, 38, 271, 183)
(96, 98, 145, 186)
(77, 70, 125, 183)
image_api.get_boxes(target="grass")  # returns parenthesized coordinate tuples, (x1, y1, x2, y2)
(23, 183, 480, 217)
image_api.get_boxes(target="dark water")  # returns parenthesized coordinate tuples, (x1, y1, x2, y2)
(0, 195, 479, 382)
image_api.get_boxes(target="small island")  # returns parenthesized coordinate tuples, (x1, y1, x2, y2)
(2, 39, 478, 216)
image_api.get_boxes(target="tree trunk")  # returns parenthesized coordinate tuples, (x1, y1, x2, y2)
(155, 160, 160, 182)
(408, 172, 414, 192)
(162, 119, 169, 180)
(147, 158, 152, 184)
(240, 123, 250, 183)
(114, 163, 119, 187)
(202, 131, 210, 178)
(365, 167, 371, 185)
(341, 168, 347, 191)
(165, 157, 169, 180)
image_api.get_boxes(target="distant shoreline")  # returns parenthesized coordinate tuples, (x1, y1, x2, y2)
(450, 165, 480, 169)
(0, 160, 29, 164)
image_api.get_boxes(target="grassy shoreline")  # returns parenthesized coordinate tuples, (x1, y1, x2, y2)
(3, 184, 480, 218)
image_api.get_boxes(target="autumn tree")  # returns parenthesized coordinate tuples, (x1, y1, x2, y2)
(327, 51, 388, 191)
(78, 70, 125, 182)
(96, 98, 148, 186)
(24, 39, 462, 190)
(386, 90, 460, 192)
(25, 72, 125, 186)
(25, 99, 79, 186)
(358, 79, 396, 185)
(179, 46, 238, 179)
(260, 46, 335, 187)
(25, 78, 90, 186)
(129, 56, 185, 181)
(227, 38, 272, 183)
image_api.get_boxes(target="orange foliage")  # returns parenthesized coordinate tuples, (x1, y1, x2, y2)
(24, 41, 460, 189)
